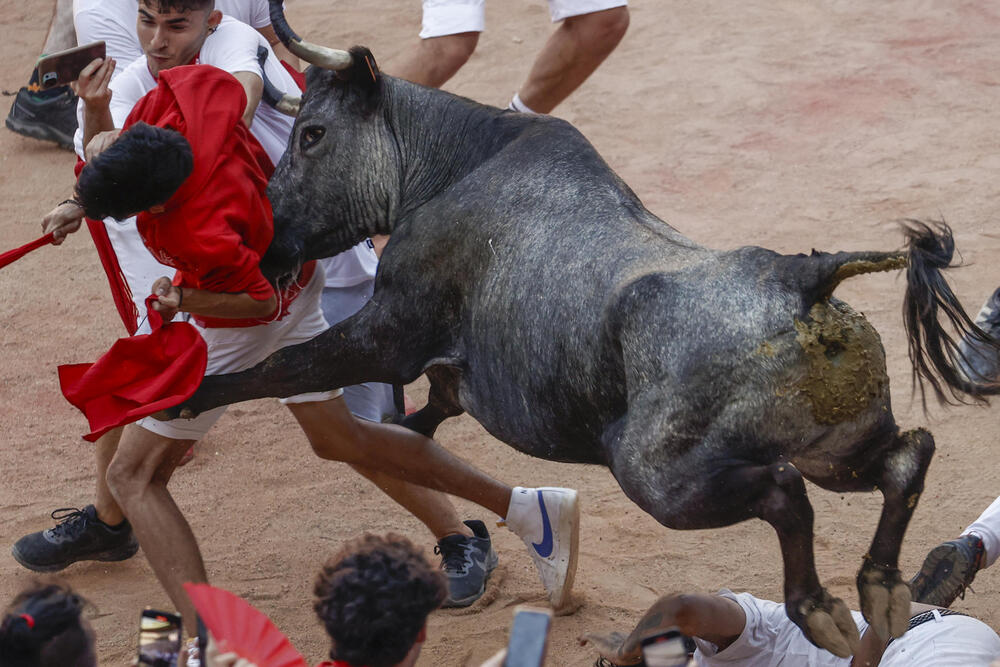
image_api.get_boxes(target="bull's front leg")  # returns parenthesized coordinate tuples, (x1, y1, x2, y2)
(171, 306, 429, 418)
(856, 428, 935, 640)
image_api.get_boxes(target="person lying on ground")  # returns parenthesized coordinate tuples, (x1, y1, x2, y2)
(580, 588, 1000, 666)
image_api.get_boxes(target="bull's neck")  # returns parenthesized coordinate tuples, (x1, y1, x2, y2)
(384, 79, 522, 225)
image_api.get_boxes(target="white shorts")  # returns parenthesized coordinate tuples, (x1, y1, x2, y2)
(420, 0, 628, 38)
(693, 590, 1000, 667)
(137, 271, 341, 440)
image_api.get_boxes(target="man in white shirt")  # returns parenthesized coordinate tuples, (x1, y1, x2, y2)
(581, 589, 1000, 666)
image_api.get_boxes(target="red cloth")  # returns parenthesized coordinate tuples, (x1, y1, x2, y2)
(281, 59, 307, 91)
(74, 155, 141, 334)
(0, 232, 55, 270)
(59, 295, 207, 441)
(123, 65, 313, 328)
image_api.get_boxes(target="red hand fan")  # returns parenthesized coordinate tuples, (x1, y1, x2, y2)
(183, 583, 309, 667)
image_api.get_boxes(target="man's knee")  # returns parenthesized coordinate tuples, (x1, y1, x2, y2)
(566, 6, 629, 51)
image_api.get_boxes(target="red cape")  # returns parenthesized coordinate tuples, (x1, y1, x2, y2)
(59, 296, 207, 442)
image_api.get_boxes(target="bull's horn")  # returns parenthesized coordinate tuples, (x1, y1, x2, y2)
(276, 94, 301, 117)
(268, 0, 352, 71)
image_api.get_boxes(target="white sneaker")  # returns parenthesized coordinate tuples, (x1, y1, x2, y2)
(504, 486, 579, 608)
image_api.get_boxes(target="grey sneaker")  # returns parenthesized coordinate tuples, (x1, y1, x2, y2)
(5, 86, 78, 150)
(435, 520, 498, 607)
(11, 505, 139, 572)
(910, 534, 986, 607)
(958, 287, 1000, 383)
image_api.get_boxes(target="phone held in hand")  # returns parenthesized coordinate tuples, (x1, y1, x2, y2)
(503, 605, 552, 667)
(35, 41, 107, 89)
(138, 608, 182, 667)
(641, 628, 690, 667)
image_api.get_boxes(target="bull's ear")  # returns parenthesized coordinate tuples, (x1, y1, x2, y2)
(331, 46, 382, 114)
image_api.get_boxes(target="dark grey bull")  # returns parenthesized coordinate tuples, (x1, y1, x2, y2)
(172, 7, 1000, 657)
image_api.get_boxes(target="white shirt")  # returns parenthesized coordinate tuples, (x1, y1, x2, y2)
(108, 16, 295, 164)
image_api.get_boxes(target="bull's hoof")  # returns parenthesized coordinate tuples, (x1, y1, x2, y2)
(792, 590, 860, 658)
(857, 560, 910, 640)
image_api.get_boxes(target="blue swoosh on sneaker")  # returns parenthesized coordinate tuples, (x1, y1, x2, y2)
(531, 490, 554, 558)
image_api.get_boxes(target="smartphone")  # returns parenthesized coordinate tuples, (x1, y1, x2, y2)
(138, 608, 182, 667)
(35, 41, 106, 89)
(641, 628, 689, 667)
(503, 606, 552, 667)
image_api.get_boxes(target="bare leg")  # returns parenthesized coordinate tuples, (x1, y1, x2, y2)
(93, 427, 125, 526)
(516, 7, 629, 113)
(42, 0, 76, 54)
(287, 396, 512, 517)
(350, 463, 473, 539)
(106, 426, 202, 632)
(391, 32, 480, 88)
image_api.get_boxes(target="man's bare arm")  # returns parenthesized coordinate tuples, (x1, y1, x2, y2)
(74, 57, 116, 151)
(580, 594, 746, 664)
(231, 70, 263, 128)
(151, 277, 277, 321)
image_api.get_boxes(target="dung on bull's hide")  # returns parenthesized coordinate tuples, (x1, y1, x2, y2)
(169, 2, 1000, 657)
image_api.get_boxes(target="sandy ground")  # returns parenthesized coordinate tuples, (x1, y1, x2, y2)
(2, 0, 1000, 664)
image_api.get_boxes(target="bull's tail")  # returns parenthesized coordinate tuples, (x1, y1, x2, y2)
(800, 220, 1000, 405)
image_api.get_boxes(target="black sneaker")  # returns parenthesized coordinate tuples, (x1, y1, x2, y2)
(5, 86, 78, 150)
(958, 287, 1000, 383)
(435, 519, 498, 608)
(11, 506, 139, 572)
(910, 534, 986, 606)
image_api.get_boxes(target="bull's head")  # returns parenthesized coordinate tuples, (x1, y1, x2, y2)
(262, 0, 401, 286)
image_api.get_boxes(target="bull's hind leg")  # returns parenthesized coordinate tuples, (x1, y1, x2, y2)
(607, 431, 860, 657)
(856, 428, 935, 640)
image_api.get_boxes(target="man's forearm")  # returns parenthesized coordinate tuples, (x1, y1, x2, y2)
(82, 104, 114, 153)
(179, 286, 276, 319)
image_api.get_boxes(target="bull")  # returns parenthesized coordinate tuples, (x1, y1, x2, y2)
(170, 2, 1000, 657)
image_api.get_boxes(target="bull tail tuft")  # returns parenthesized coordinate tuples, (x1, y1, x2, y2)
(795, 219, 1000, 406)
(901, 219, 1000, 405)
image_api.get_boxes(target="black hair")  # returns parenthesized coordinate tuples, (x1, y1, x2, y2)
(0, 583, 95, 667)
(76, 122, 194, 221)
(314, 533, 447, 667)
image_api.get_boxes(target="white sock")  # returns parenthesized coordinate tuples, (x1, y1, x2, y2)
(508, 92, 539, 115)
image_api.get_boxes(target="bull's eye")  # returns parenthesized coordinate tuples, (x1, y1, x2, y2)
(300, 126, 326, 150)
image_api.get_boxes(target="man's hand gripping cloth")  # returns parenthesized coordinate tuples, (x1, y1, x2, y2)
(59, 295, 207, 442)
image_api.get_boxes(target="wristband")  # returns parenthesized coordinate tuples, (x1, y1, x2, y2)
(59, 198, 84, 209)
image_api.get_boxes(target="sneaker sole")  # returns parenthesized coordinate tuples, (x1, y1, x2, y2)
(546, 488, 580, 609)
(5, 115, 74, 150)
(10, 541, 140, 573)
(910, 542, 972, 606)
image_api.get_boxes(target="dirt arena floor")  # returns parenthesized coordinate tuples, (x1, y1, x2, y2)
(3, 0, 1000, 664)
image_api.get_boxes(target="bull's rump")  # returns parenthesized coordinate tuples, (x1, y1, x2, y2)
(451, 240, 892, 468)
